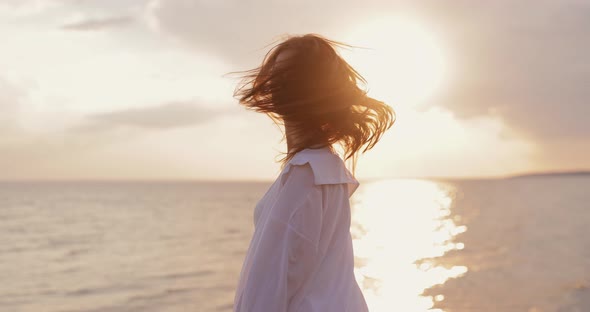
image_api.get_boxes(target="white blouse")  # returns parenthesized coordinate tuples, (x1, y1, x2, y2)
(233, 146, 368, 312)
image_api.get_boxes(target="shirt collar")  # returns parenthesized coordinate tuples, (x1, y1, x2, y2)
(281, 147, 360, 197)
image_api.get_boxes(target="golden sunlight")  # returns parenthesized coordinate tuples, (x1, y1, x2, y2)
(342, 16, 448, 107)
(351, 179, 467, 312)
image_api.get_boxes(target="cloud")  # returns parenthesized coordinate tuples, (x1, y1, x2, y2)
(0, 0, 84, 16)
(0, 0, 55, 14)
(145, 0, 367, 65)
(421, 1, 590, 141)
(61, 16, 134, 31)
(0, 92, 244, 180)
(145, 0, 590, 142)
(74, 101, 237, 132)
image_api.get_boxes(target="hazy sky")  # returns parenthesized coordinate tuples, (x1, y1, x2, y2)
(1, 0, 588, 181)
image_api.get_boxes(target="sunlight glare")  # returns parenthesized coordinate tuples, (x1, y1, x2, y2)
(351, 179, 467, 312)
(342, 17, 448, 107)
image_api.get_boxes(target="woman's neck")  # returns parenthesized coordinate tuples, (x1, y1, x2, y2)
(285, 122, 327, 153)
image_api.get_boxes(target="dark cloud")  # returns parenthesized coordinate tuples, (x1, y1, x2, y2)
(419, 1, 590, 140)
(61, 15, 134, 31)
(147, 0, 590, 142)
(74, 101, 236, 132)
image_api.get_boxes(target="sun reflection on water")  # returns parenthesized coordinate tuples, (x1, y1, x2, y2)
(351, 179, 468, 312)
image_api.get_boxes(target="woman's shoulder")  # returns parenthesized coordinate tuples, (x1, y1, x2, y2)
(280, 147, 359, 197)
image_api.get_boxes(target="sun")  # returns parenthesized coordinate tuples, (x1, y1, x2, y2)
(341, 17, 448, 108)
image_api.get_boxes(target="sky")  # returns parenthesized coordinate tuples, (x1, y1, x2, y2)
(0, 0, 588, 181)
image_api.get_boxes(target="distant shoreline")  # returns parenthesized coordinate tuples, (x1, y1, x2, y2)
(507, 170, 590, 179)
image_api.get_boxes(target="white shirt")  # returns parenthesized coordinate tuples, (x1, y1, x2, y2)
(233, 146, 368, 312)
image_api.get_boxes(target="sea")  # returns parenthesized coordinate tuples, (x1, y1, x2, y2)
(0, 175, 588, 312)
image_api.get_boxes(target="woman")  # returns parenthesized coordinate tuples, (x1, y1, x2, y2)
(232, 34, 395, 312)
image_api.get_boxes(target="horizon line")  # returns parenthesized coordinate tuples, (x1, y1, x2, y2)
(1, 169, 588, 183)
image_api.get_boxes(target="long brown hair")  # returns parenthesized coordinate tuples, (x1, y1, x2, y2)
(234, 33, 395, 175)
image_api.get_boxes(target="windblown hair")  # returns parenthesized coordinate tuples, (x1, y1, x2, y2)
(234, 33, 395, 175)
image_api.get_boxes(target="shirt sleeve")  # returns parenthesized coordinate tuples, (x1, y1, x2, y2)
(235, 163, 323, 312)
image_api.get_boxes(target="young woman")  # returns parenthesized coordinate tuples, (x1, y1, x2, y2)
(232, 34, 395, 312)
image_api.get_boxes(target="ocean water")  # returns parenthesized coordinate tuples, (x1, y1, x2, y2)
(0, 176, 588, 312)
